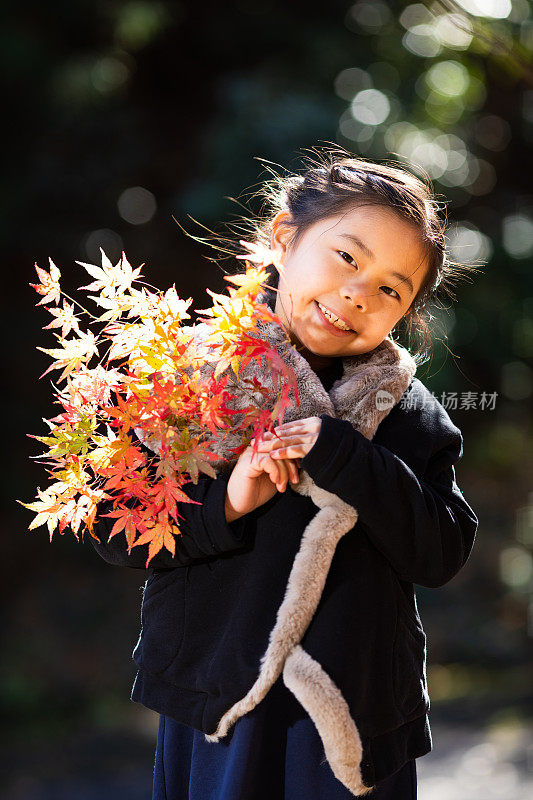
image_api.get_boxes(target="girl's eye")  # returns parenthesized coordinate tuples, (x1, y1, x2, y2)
(338, 251, 357, 267)
(337, 251, 401, 300)
(381, 286, 401, 300)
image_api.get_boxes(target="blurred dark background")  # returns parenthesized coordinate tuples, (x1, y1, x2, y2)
(3, 1, 532, 797)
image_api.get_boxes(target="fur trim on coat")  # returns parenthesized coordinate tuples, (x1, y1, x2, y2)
(138, 317, 416, 796)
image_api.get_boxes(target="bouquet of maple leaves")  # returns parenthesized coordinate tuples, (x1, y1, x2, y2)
(20, 244, 298, 566)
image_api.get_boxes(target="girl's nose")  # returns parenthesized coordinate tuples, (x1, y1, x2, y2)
(341, 282, 373, 313)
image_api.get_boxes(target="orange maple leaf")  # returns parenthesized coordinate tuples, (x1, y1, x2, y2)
(131, 512, 179, 567)
(102, 505, 139, 549)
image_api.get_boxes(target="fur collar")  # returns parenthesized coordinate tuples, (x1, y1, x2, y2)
(191, 317, 416, 470)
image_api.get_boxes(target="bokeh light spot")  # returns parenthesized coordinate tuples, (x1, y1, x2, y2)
(334, 67, 372, 101)
(434, 13, 473, 49)
(351, 89, 390, 125)
(411, 141, 448, 178)
(475, 114, 512, 151)
(426, 60, 470, 97)
(345, 0, 392, 33)
(91, 57, 130, 93)
(117, 187, 157, 225)
(403, 25, 442, 58)
(446, 222, 493, 264)
(453, 0, 512, 20)
(500, 546, 533, 588)
(399, 3, 434, 29)
(502, 214, 533, 258)
(115, 2, 170, 51)
(82, 229, 124, 264)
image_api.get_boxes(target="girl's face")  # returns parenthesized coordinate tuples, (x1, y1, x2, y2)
(271, 205, 429, 366)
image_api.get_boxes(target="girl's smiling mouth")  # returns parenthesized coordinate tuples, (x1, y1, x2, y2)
(314, 300, 356, 336)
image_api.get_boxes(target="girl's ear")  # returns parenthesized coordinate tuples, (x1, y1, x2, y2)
(270, 211, 294, 263)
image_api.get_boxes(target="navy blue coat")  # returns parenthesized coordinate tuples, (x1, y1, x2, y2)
(90, 375, 478, 786)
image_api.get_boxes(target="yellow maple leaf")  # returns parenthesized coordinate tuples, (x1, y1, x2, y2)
(224, 265, 270, 299)
(87, 437, 131, 470)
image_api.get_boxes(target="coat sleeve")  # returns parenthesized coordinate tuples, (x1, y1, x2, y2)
(89, 472, 251, 570)
(300, 407, 478, 589)
(88, 428, 250, 570)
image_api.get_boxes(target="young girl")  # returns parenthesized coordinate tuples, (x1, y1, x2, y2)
(91, 150, 478, 799)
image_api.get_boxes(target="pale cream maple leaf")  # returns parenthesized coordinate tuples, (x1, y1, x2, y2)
(236, 240, 282, 269)
(43, 299, 81, 338)
(155, 286, 193, 323)
(38, 330, 99, 381)
(77, 249, 143, 299)
(30, 259, 62, 305)
(64, 365, 125, 407)
(85, 293, 137, 323)
(105, 321, 155, 363)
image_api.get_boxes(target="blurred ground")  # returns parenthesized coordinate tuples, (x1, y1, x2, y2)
(3, 709, 531, 798)
(418, 717, 532, 799)
(3, 704, 158, 800)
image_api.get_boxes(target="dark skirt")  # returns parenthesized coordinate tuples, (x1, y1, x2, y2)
(152, 675, 417, 799)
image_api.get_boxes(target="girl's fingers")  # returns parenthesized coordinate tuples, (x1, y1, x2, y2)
(261, 454, 298, 492)
(274, 457, 290, 491)
(289, 460, 299, 484)
(272, 417, 322, 436)
(256, 438, 313, 459)
(247, 446, 300, 490)
(271, 445, 309, 459)
(264, 456, 284, 491)
(276, 457, 299, 485)
(260, 427, 307, 440)
(255, 434, 315, 451)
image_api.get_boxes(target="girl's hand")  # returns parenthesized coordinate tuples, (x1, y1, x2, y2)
(253, 416, 322, 461)
(225, 445, 300, 523)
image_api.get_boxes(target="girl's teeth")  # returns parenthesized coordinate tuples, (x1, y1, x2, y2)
(318, 302, 352, 331)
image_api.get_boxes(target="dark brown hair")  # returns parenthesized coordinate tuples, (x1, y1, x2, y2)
(194, 145, 479, 364)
